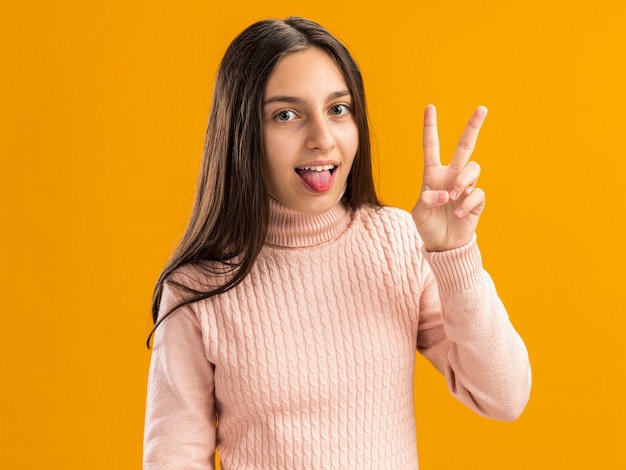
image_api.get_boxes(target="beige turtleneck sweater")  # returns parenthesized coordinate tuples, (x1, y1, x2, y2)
(143, 200, 531, 469)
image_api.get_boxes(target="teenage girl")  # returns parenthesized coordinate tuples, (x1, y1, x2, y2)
(143, 16, 531, 469)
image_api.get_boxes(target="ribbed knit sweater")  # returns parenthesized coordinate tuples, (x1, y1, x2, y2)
(143, 199, 531, 469)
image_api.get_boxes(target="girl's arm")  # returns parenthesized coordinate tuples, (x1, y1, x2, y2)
(144, 284, 217, 470)
(416, 237, 531, 420)
(409, 105, 531, 419)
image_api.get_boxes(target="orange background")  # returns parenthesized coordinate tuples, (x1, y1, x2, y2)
(1, 0, 625, 468)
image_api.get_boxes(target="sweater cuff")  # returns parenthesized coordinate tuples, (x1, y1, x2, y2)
(422, 234, 486, 292)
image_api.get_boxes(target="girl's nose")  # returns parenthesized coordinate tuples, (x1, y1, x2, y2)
(305, 115, 335, 153)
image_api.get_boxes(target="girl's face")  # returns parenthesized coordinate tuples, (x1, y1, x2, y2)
(262, 47, 358, 214)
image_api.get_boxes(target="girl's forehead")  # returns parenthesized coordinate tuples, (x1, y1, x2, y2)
(264, 48, 349, 100)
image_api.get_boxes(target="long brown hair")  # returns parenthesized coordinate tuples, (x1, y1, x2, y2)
(147, 17, 379, 347)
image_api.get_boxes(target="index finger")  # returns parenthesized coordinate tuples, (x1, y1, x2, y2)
(449, 106, 488, 171)
(422, 104, 441, 168)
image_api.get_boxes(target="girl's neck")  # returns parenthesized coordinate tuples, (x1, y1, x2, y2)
(265, 197, 352, 248)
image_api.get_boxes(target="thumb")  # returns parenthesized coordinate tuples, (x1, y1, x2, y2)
(413, 190, 449, 213)
(411, 190, 449, 227)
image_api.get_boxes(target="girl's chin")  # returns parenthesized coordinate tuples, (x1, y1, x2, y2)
(271, 191, 344, 214)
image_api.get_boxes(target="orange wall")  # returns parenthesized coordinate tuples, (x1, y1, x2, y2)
(1, 1, 625, 468)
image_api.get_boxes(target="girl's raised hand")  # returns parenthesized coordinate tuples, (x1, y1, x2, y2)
(411, 105, 488, 252)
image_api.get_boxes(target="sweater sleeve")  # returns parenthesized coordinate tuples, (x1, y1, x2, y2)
(143, 280, 217, 469)
(416, 236, 532, 421)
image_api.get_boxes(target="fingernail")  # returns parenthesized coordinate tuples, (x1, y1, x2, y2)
(449, 189, 458, 200)
(437, 192, 447, 203)
(455, 207, 465, 217)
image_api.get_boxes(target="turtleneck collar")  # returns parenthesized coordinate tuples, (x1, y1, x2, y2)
(265, 197, 353, 248)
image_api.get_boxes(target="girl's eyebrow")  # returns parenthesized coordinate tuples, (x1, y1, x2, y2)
(263, 90, 351, 106)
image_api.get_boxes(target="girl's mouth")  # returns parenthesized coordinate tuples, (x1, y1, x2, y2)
(295, 165, 336, 192)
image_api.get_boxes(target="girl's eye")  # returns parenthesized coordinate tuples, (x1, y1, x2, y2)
(275, 110, 296, 122)
(329, 104, 350, 116)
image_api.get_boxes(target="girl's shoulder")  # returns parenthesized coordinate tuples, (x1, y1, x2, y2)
(164, 260, 234, 297)
(352, 204, 422, 246)
(354, 204, 418, 232)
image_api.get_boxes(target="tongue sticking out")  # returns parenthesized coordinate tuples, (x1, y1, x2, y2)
(296, 169, 333, 192)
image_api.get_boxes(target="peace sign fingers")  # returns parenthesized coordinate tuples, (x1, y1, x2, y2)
(414, 105, 489, 251)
